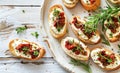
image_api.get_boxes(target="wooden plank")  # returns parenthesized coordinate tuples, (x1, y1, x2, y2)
(0, 0, 44, 5)
(0, 7, 51, 57)
(0, 57, 68, 73)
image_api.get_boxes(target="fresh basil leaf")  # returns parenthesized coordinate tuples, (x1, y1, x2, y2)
(16, 26, 27, 34)
(31, 32, 39, 38)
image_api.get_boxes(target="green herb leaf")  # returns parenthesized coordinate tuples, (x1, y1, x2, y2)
(98, 53, 112, 63)
(16, 26, 27, 34)
(70, 59, 92, 73)
(31, 32, 39, 38)
(85, 6, 120, 33)
(33, 50, 39, 56)
(22, 47, 29, 55)
(109, 33, 113, 38)
(53, 9, 60, 17)
(100, 34, 110, 46)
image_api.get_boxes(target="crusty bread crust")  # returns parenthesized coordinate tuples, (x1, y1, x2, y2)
(91, 47, 120, 71)
(71, 16, 101, 44)
(61, 37, 90, 61)
(105, 31, 120, 42)
(62, 0, 79, 8)
(110, 0, 120, 4)
(80, 0, 100, 11)
(49, 4, 67, 39)
(9, 39, 45, 60)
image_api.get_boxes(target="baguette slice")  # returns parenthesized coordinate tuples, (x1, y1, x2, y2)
(91, 47, 120, 71)
(108, 0, 120, 4)
(49, 4, 67, 39)
(70, 16, 101, 44)
(104, 12, 120, 42)
(62, 0, 79, 8)
(9, 39, 45, 60)
(80, 0, 100, 11)
(61, 37, 90, 61)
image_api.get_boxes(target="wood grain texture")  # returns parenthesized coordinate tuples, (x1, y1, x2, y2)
(0, 3, 68, 73)
(0, 0, 44, 5)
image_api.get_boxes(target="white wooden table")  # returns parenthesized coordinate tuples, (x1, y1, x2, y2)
(0, 0, 68, 73)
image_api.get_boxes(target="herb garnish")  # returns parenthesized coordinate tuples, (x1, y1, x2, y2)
(109, 33, 113, 38)
(98, 53, 112, 63)
(31, 32, 39, 38)
(22, 47, 29, 55)
(70, 59, 92, 73)
(16, 26, 27, 34)
(84, 5, 120, 33)
(33, 50, 39, 56)
(100, 34, 110, 46)
(53, 9, 60, 17)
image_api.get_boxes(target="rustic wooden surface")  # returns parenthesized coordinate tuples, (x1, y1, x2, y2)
(0, 0, 68, 73)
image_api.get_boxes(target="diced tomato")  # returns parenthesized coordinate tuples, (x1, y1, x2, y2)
(90, 0, 95, 4)
(16, 44, 31, 52)
(110, 54, 115, 59)
(72, 17, 77, 24)
(75, 50, 80, 55)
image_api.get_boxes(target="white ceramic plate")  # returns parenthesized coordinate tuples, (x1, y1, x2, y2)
(41, 0, 120, 73)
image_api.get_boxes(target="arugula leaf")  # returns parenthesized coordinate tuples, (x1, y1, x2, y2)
(70, 59, 92, 73)
(100, 34, 110, 46)
(16, 26, 27, 34)
(31, 32, 39, 38)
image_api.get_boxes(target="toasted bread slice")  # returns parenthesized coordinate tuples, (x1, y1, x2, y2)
(80, 0, 100, 11)
(61, 37, 90, 61)
(9, 39, 45, 60)
(70, 16, 101, 44)
(109, 0, 120, 4)
(91, 47, 120, 71)
(62, 0, 79, 8)
(104, 12, 120, 42)
(48, 4, 67, 39)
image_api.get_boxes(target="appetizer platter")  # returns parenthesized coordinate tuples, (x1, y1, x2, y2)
(42, 0, 120, 73)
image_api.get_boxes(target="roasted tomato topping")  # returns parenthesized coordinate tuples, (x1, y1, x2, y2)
(16, 44, 40, 58)
(97, 50, 116, 66)
(53, 11, 65, 31)
(89, 0, 95, 4)
(65, 40, 87, 55)
(105, 17, 120, 33)
(16, 44, 31, 52)
(72, 17, 94, 38)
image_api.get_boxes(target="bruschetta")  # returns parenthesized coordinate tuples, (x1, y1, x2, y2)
(62, 0, 79, 8)
(104, 11, 120, 42)
(80, 0, 100, 11)
(61, 37, 90, 61)
(91, 47, 120, 71)
(9, 39, 45, 60)
(70, 16, 101, 44)
(48, 4, 67, 39)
